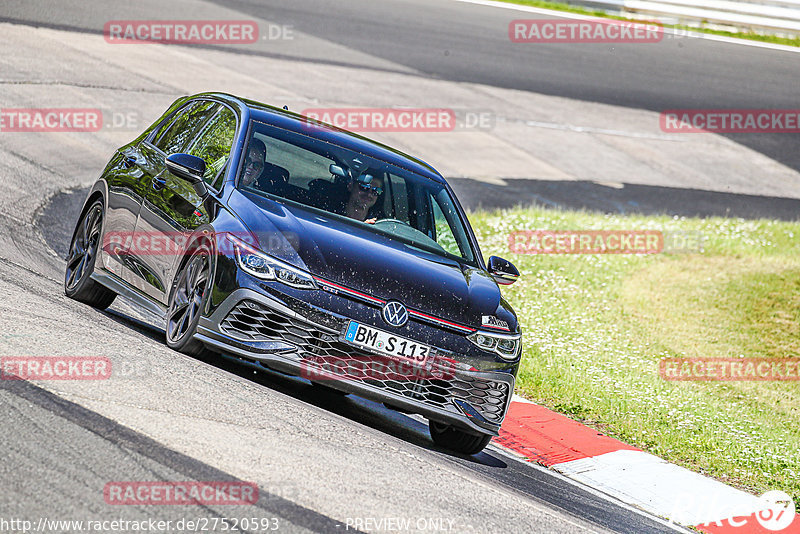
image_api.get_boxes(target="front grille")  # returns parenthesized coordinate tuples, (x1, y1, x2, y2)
(451, 375, 509, 423)
(219, 300, 313, 347)
(220, 299, 510, 423)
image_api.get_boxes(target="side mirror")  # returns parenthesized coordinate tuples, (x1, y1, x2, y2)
(487, 256, 519, 286)
(165, 154, 207, 197)
(330, 164, 347, 178)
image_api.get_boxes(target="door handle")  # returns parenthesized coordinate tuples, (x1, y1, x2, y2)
(123, 155, 137, 168)
(151, 176, 167, 191)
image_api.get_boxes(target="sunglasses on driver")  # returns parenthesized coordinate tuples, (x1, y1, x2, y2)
(357, 183, 383, 196)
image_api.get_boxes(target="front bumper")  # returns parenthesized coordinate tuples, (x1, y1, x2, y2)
(195, 288, 514, 436)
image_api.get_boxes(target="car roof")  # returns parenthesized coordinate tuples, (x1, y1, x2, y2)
(200, 92, 447, 184)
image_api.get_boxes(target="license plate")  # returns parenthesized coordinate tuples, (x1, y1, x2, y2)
(343, 321, 432, 366)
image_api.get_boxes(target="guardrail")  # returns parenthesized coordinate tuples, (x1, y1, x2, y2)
(568, 0, 800, 36)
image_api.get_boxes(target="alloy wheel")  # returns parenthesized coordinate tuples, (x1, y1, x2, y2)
(167, 250, 210, 344)
(65, 204, 103, 291)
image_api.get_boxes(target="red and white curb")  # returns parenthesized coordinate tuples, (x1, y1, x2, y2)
(492, 395, 799, 533)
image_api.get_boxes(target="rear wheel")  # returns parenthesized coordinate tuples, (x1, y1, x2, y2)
(429, 421, 492, 455)
(166, 245, 213, 357)
(64, 200, 116, 309)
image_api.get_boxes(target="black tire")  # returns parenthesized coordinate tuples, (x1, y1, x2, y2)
(429, 421, 492, 455)
(64, 200, 116, 310)
(165, 244, 213, 357)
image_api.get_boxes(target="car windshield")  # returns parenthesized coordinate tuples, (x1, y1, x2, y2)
(237, 120, 476, 264)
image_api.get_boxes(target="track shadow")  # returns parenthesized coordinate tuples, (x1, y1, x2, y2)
(99, 306, 508, 467)
(200, 350, 509, 467)
(0, 377, 365, 534)
(103, 308, 165, 343)
(450, 178, 800, 221)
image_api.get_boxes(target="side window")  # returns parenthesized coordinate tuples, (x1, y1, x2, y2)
(187, 106, 237, 188)
(255, 133, 334, 188)
(431, 194, 462, 258)
(154, 100, 218, 155)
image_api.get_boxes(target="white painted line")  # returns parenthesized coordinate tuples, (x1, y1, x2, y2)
(624, 0, 800, 32)
(454, 0, 646, 20)
(511, 393, 537, 404)
(486, 442, 693, 532)
(451, 0, 800, 54)
(517, 118, 684, 141)
(553, 449, 764, 526)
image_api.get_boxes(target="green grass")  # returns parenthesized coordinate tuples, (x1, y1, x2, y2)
(468, 207, 800, 504)
(496, 0, 800, 47)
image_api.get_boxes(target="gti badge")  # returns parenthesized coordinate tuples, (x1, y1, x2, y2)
(481, 315, 510, 331)
(382, 301, 408, 327)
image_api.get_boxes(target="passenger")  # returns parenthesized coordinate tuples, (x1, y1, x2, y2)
(240, 138, 289, 192)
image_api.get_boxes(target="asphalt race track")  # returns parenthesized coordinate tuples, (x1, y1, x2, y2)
(0, 0, 794, 532)
(4, 0, 799, 173)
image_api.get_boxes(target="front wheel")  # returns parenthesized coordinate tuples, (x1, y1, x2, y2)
(429, 421, 492, 455)
(166, 244, 213, 357)
(64, 200, 116, 309)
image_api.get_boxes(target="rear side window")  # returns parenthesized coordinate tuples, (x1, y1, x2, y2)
(153, 100, 218, 155)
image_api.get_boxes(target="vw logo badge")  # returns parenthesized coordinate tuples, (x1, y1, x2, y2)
(382, 301, 408, 327)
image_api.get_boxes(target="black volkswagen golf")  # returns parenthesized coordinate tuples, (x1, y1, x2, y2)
(65, 92, 522, 454)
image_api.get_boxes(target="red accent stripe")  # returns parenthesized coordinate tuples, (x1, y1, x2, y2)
(482, 324, 511, 332)
(492, 401, 639, 466)
(313, 276, 476, 333)
(408, 309, 475, 333)
(313, 277, 385, 304)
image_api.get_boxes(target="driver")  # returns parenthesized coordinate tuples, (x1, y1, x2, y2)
(344, 174, 384, 223)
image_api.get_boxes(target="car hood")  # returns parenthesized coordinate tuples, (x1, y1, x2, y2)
(229, 191, 517, 332)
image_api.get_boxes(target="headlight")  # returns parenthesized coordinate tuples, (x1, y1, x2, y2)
(228, 235, 317, 290)
(467, 331, 521, 360)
